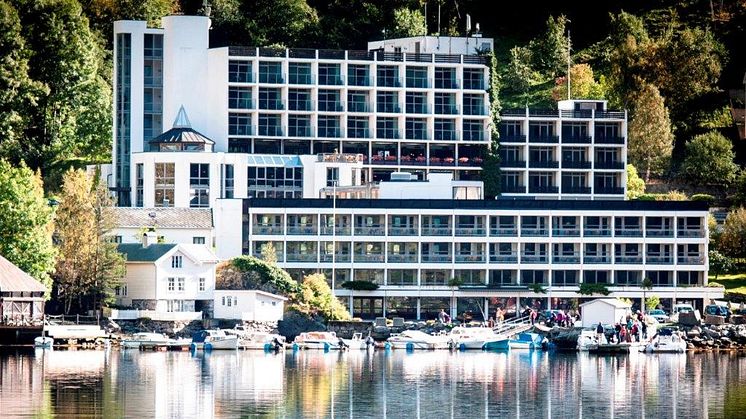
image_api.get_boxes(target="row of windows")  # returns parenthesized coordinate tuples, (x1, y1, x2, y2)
(229, 61, 486, 89)
(167, 277, 207, 292)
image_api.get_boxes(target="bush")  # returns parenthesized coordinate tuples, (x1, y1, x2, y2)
(636, 194, 657, 201)
(691, 194, 715, 204)
(340, 280, 379, 291)
(577, 283, 611, 296)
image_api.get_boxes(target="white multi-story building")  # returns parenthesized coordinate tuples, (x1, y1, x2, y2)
(111, 207, 214, 246)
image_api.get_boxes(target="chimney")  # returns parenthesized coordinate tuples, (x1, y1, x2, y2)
(143, 231, 158, 248)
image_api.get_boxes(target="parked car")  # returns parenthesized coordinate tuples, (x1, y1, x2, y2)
(648, 309, 669, 323)
(670, 303, 695, 323)
(704, 304, 730, 318)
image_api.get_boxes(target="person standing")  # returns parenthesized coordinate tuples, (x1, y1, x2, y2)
(596, 322, 604, 343)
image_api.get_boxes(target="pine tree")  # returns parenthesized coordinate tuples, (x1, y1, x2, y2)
(627, 82, 673, 181)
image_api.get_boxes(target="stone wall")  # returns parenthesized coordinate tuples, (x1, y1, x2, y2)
(327, 320, 373, 339)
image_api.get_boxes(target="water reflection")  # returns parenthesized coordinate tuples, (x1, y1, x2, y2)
(2, 348, 746, 417)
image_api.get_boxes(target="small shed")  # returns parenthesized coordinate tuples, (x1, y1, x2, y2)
(213, 290, 287, 322)
(0, 254, 47, 326)
(579, 299, 632, 328)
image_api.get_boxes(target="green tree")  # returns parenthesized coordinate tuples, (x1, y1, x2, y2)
(0, 160, 56, 293)
(54, 168, 124, 313)
(551, 63, 605, 101)
(0, 1, 46, 163)
(292, 273, 350, 321)
(529, 15, 570, 78)
(482, 49, 501, 199)
(391, 7, 426, 38)
(626, 164, 645, 200)
(503, 46, 539, 106)
(719, 207, 746, 258)
(645, 295, 660, 312)
(708, 250, 734, 281)
(732, 170, 746, 206)
(259, 242, 278, 265)
(680, 131, 738, 186)
(641, 277, 653, 314)
(627, 82, 673, 181)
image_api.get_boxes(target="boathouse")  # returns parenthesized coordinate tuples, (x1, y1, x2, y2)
(0, 254, 46, 326)
(213, 290, 287, 322)
(579, 299, 632, 328)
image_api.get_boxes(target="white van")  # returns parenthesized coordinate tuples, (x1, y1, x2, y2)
(670, 303, 695, 323)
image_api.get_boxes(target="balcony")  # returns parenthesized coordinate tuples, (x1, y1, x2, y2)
(529, 160, 559, 169)
(289, 100, 313, 112)
(388, 254, 418, 263)
(521, 253, 548, 263)
(348, 76, 371, 87)
(529, 109, 559, 117)
(463, 105, 488, 116)
(455, 254, 486, 263)
(501, 160, 526, 168)
(528, 136, 559, 144)
(369, 155, 399, 165)
(406, 105, 431, 114)
(455, 227, 485, 236)
(584, 229, 611, 237)
(560, 110, 592, 118)
(552, 228, 580, 237)
(286, 253, 317, 262)
(347, 129, 371, 139)
(463, 80, 485, 90)
(318, 76, 344, 86)
(258, 73, 285, 84)
(434, 131, 460, 141)
(501, 185, 526, 194)
(500, 134, 526, 143)
(521, 228, 548, 237)
(388, 227, 418, 236)
(377, 77, 402, 88)
(562, 136, 592, 144)
(595, 161, 625, 170)
(406, 78, 431, 89)
(646, 229, 674, 238)
(596, 187, 625, 195)
(463, 131, 486, 141)
(677, 229, 705, 238)
(318, 128, 341, 138)
(421, 227, 452, 236)
(615, 255, 643, 264)
(348, 102, 371, 113)
(252, 225, 283, 235)
(595, 111, 626, 119)
(528, 186, 559, 194)
(490, 254, 518, 263)
(678, 255, 705, 265)
(377, 104, 401, 113)
(435, 79, 459, 89)
(318, 102, 344, 112)
(288, 126, 312, 137)
(286, 226, 317, 235)
(615, 228, 643, 237)
(354, 226, 385, 236)
(490, 228, 518, 236)
(562, 187, 592, 194)
(320, 226, 352, 235)
(435, 105, 459, 115)
(595, 136, 625, 145)
(354, 254, 385, 263)
(421, 254, 452, 263)
(562, 161, 592, 169)
(552, 254, 580, 263)
(584, 255, 611, 264)
(647, 255, 674, 265)
(258, 126, 284, 137)
(320, 253, 351, 263)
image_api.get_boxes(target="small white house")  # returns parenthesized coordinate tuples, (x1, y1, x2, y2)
(213, 290, 287, 322)
(579, 299, 632, 328)
(111, 232, 219, 321)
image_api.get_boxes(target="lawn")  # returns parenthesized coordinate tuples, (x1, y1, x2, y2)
(710, 273, 746, 293)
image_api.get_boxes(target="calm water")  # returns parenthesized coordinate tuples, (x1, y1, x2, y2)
(1, 348, 746, 418)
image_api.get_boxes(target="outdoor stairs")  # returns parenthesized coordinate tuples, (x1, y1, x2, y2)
(493, 315, 533, 337)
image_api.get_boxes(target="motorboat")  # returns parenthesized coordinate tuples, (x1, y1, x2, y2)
(482, 335, 510, 351)
(293, 331, 340, 350)
(644, 328, 687, 353)
(121, 332, 172, 349)
(341, 332, 374, 350)
(386, 330, 450, 350)
(447, 327, 503, 350)
(228, 330, 286, 351)
(34, 336, 54, 349)
(190, 329, 239, 350)
(577, 329, 604, 351)
(508, 332, 544, 349)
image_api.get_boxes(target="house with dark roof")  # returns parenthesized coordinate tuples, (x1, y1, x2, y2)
(111, 206, 214, 246)
(110, 232, 219, 321)
(0, 254, 47, 326)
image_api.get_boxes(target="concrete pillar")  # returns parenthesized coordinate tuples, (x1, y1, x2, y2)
(451, 295, 457, 320)
(348, 295, 354, 317)
(416, 298, 421, 320)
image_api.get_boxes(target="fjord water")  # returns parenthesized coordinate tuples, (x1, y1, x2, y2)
(1, 348, 745, 418)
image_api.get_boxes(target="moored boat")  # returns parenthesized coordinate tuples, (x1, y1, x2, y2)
(386, 330, 450, 350)
(482, 336, 510, 351)
(121, 332, 172, 349)
(508, 332, 544, 350)
(190, 329, 239, 350)
(34, 336, 54, 349)
(448, 327, 503, 350)
(293, 331, 340, 350)
(341, 332, 374, 350)
(644, 328, 686, 353)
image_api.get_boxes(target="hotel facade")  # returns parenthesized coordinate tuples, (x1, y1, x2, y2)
(110, 15, 720, 320)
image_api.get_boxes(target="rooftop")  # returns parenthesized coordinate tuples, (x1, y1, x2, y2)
(117, 243, 177, 262)
(112, 207, 213, 229)
(0, 253, 47, 293)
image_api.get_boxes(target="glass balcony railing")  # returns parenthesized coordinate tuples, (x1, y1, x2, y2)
(259, 100, 284, 110)
(421, 227, 452, 236)
(286, 253, 318, 262)
(529, 160, 559, 169)
(320, 253, 351, 263)
(595, 136, 626, 145)
(347, 128, 370, 138)
(388, 227, 418, 236)
(562, 186, 592, 194)
(490, 254, 518, 263)
(455, 227, 485, 236)
(529, 135, 559, 143)
(318, 102, 344, 112)
(528, 186, 560, 194)
(347, 102, 370, 113)
(252, 225, 283, 235)
(615, 228, 643, 237)
(258, 126, 284, 136)
(521, 253, 548, 263)
(521, 228, 548, 237)
(615, 255, 642, 264)
(677, 229, 704, 238)
(562, 161, 592, 169)
(320, 226, 351, 235)
(387, 254, 418, 263)
(421, 254, 452, 263)
(455, 254, 485, 263)
(406, 105, 431, 114)
(646, 229, 674, 238)
(552, 228, 580, 237)
(583, 229, 611, 237)
(490, 228, 518, 236)
(646, 255, 674, 265)
(595, 161, 625, 170)
(354, 226, 385, 236)
(500, 134, 526, 143)
(354, 254, 385, 263)
(596, 187, 625, 195)
(259, 73, 284, 84)
(286, 226, 317, 235)
(377, 104, 401, 113)
(678, 255, 705, 265)
(552, 254, 580, 263)
(318, 128, 341, 138)
(584, 255, 611, 264)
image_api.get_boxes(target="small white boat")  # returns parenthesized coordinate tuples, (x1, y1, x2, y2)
(191, 329, 239, 350)
(293, 331, 340, 350)
(644, 328, 687, 353)
(386, 330, 450, 350)
(448, 327, 502, 350)
(508, 332, 545, 350)
(34, 336, 54, 349)
(341, 332, 374, 350)
(121, 332, 172, 349)
(229, 330, 285, 351)
(577, 329, 604, 351)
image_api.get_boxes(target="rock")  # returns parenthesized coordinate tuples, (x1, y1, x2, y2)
(277, 311, 325, 341)
(679, 311, 701, 327)
(731, 315, 746, 325)
(705, 315, 726, 325)
(687, 329, 701, 338)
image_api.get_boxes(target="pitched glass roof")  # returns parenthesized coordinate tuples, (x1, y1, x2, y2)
(246, 155, 303, 167)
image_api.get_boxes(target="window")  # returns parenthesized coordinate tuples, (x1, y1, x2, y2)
(259, 114, 282, 136)
(347, 64, 369, 86)
(562, 123, 588, 139)
(288, 115, 311, 137)
(434, 119, 456, 141)
(199, 277, 206, 292)
(499, 121, 522, 138)
(318, 115, 340, 137)
(113, 235, 123, 244)
(462, 120, 484, 141)
(168, 277, 175, 291)
(166, 300, 185, 312)
(229, 87, 252, 109)
(227, 296, 232, 307)
(135, 163, 144, 207)
(154, 163, 175, 207)
(347, 117, 369, 138)
(171, 255, 183, 268)
(347, 91, 369, 112)
(434, 67, 457, 89)
(583, 271, 609, 284)
(377, 66, 399, 87)
(376, 91, 399, 113)
(327, 167, 339, 187)
(318, 63, 342, 85)
(463, 94, 485, 115)
(434, 93, 457, 114)
(222, 296, 226, 306)
(259, 88, 282, 110)
(615, 270, 641, 286)
(529, 122, 554, 139)
(463, 68, 484, 90)
(288, 62, 312, 84)
(406, 92, 428, 114)
(229, 113, 252, 136)
(190, 163, 210, 208)
(258, 61, 283, 83)
(229, 61, 252, 83)
(405, 118, 427, 140)
(376, 117, 398, 139)
(223, 164, 234, 199)
(114, 284, 128, 296)
(193, 236, 206, 244)
(406, 66, 428, 88)
(247, 166, 303, 198)
(318, 90, 341, 112)
(288, 89, 312, 111)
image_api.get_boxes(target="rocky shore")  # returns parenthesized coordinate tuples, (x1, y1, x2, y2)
(681, 324, 746, 351)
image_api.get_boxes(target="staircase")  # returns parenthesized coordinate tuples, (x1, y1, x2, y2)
(493, 315, 534, 337)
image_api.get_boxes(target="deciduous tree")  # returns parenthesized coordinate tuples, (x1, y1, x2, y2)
(551, 63, 605, 101)
(391, 7, 426, 38)
(625, 164, 645, 200)
(529, 15, 570, 78)
(719, 207, 746, 259)
(680, 131, 738, 186)
(627, 82, 673, 181)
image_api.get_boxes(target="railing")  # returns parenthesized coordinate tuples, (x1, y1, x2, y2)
(258, 47, 285, 57)
(286, 253, 318, 262)
(615, 255, 643, 264)
(595, 161, 625, 170)
(595, 136, 625, 145)
(529, 109, 559, 117)
(501, 109, 527, 117)
(463, 105, 488, 116)
(500, 135, 526, 143)
(258, 73, 285, 84)
(388, 227, 418, 236)
(289, 100, 314, 111)
(552, 254, 580, 263)
(455, 227, 485, 236)
(434, 131, 460, 141)
(521, 228, 548, 237)
(259, 100, 285, 110)
(405, 53, 433, 63)
(107, 309, 202, 322)
(529, 160, 559, 169)
(528, 135, 559, 143)
(387, 254, 418, 263)
(435, 54, 462, 64)
(318, 76, 344, 86)
(678, 255, 705, 265)
(435, 80, 460, 89)
(552, 228, 580, 237)
(490, 254, 518, 263)
(463, 80, 485, 90)
(354, 254, 385, 263)
(288, 48, 316, 58)
(584, 255, 611, 264)
(646, 229, 674, 238)
(377, 77, 402, 87)
(597, 187, 625, 195)
(562, 187, 592, 194)
(677, 229, 704, 238)
(562, 136, 592, 144)
(286, 226, 317, 235)
(377, 104, 401, 113)
(583, 229, 611, 237)
(501, 160, 526, 168)
(528, 186, 560, 194)
(595, 111, 626, 119)
(228, 125, 253, 136)
(560, 110, 592, 118)
(318, 128, 342, 138)
(434, 105, 459, 115)
(318, 102, 344, 112)
(455, 255, 486, 263)
(500, 185, 526, 194)
(348, 76, 371, 87)
(647, 256, 674, 265)
(348, 50, 375, 61)
(421, 227, 452, 236)
(406, 105, 431, 114)
(347, 128, 371, 138)
(317, 153, 363, 163)
(490, 228, 518, 236)
(258, 126, 284, 136)
(252, 225, 283, 235)
(406, 78, 431, 89)
(320, 254, 351, 263)
(354, 226, 385, 236)
(615, 229, 643, 237)
(348, 102, 371, 113)
(288, 126, 312, 137)
(228, 46, 257, 56)
(562, 161, 592, 169)
(289, 75, 314, 85)
(320, 226, 352, 235)
(421, 254, 452, 263)
(521, 253, 548, 263)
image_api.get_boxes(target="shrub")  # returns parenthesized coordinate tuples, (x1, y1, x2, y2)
(691, 194, 715, 204)
(577, 283, 611, 296)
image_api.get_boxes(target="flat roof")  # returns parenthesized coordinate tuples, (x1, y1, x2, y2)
(242, 198, 709, 212)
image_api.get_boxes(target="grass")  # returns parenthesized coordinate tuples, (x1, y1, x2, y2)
(710, 273, 746, 293)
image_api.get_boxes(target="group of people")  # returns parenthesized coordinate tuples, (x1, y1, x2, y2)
(596, 311, 649, 344)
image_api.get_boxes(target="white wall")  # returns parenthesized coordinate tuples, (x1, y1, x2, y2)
(581, 302, 629, 328)
(118, 263, 156, 304)
(154, 248, 216, 302)
(213, 199, 243, 259)
(213, 290, 285, 321)
(113, 227, 213, 246)
(368, 36, 494, 55)
(207, 47, 229, 152)
(378, 173, 482, 199)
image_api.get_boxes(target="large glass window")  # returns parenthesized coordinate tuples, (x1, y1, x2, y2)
(190, 163, 209, 208)
(463, 68, 484, 90)
(318, 90, 342, 112)
(376, 91, 399, 113)
(229, 87, 252, 109)
(347, 117, 369, 138)
(462, 120, 484, 141)
(288, 62, 312, 84)
(229, 61, 252, 83)
(377, 66, 400, 87)
(318, 63, 342, 85)
(259, 88, 283, 110)
(154, 163, 174, 207)
(258, 114, 282, 136)
(434, 119, 456, 141)
(318, 116, 341, 138)
(463, 94, 485, 115)
(405, 118, 427, 140)
(223, 164, 234, 199)
(229, 113, 252, 136)
(347, 91, 369, 113)
(406, 92, 428, 114)
(406, 66, 428, 88)
(288, 115, 311, 137)
(434, 67, 457, 89)
(135, 163, 144, 207)
(376, 117, 398, 139)
(288, 89, 312, 111)
(247, 166, 303, 198)
(347, 64, 370, 86)
(258, 61, 283, 83)
(434, 93, 457, 114)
